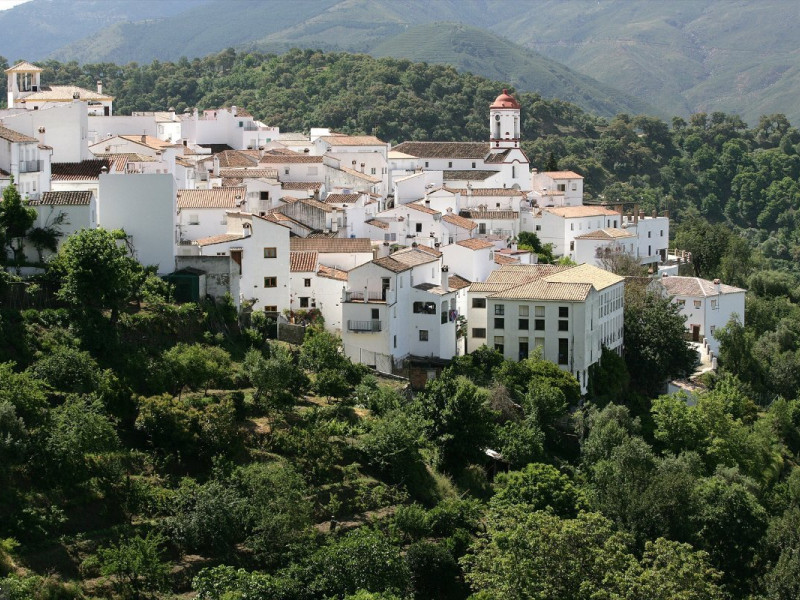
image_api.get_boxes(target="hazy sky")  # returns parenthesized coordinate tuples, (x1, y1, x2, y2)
(0, 0, 31, 10)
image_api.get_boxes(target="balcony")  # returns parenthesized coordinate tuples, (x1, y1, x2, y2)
(344, 290, 390, 303)
(18, 160, 43, 173)
(347, 320, 382, 333)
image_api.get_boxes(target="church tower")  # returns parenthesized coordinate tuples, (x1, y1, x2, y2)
(5, 61, 43, 109)
(489, 89, 521, 152)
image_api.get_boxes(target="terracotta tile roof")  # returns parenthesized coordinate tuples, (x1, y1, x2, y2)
(443, 213, 477, 230)
(324, 193, 362, 204)
(5, 61, 43, 73)
(660, 276, 745, 297)
(470, 282, 515, 293)
(177, 187, 246, 209)
(290, 237, 372, 253)
(222, 178, 243, 186)
(194, 233, 246, 247)
(29, 190, 92, 206)
(545, 206, 620, 218)
(575, 228, 635, 240)
(51, 159, 112, 181)
(290, 251, 318, 272)
(406, 202, 440, 215)
(415, 243, 443, 257)
(460, 209, 519, 220)
(0, 124, 37, 143)
(120, 135, 172, 149)
(374, 256, 412, 273)
(450, 188, 525, 197)
(392, 141, 489, 159)
(281, 181, 322, 191)
(267, 212, 312, 230)
(214, 150, 259, 168)
(494, 254, 520, 265)
(442, 170, 498, 181)
(93, 152, 156, 163)
(542, 171, 584, 179)
(365, 218, 389, 230)
(413, 282, 453, 295)
(448, 274, 472, 290)
(484, 150, 511, 164)
(456, 238, 495, 251)
(20, 85, 112, 102)
(260, 154, 323, 164)
(542, 263, 625, 291)
(388, 150, 417, 159)
(218, 167, 278, 179)
(278, 196, 334, 213)
(490, 280, 593, 301)
(338, 164, 381, 183)
(318, 135, 386, 146)
(317, 264, 348, 281)
(390, 247, 439, 267)
(486, 264, 572, 285)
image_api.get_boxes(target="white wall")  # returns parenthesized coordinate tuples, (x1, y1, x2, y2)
(98, 173, 176, 273)
(2, 102, 90, 162)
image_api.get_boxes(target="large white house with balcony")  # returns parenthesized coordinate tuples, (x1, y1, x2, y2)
(467, 263, 625, 393)
(341, 245, 464, 372)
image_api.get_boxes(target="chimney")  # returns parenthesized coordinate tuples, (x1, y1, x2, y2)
(97, 80, 102, 94)
(331, 214, 339, 233)
(213, 155, 220, 177)
(441, 265, 449, 292)
(378, 242, 391, 258)
(36, 126, 45, 146)
(140, 134, 146, 143)
(652, 209, 657, 218)
(634, 204, 639, 225)
(713, 278, 721, 292)
(231, 105, 237, 116)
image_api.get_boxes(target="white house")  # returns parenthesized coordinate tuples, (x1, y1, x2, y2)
(467, 263, 625, 393)
(440, 238, 498, 283)
(536, 205, 623, 258)
(531, 170, 584, 206)
(181, 107, 279, 150)
(658, 275, 746, 355)
(341, 245, 460, 372)
(0, 124, 51, 200)
(288, 237, 374, 271)
(1, 100, 91, 163)
(5, 61, 113, 116)
(176, 187, 248, 244)
(288, 250, 348, 333)
(25, 190, 96, 262)
(187, 212, 291, 312)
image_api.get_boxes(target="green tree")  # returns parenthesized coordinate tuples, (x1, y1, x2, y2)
(359, 409, 425, 485)
(415, 373, 496, 473)
(624, 286, 697, 396)
(491, 463, 583, 517)
(51, 228, 142, 325)
(242, 345, 308, 411)
(0, 178, 36, 271)
(162, 343, 231, 397)
(96, 532, 169, 600)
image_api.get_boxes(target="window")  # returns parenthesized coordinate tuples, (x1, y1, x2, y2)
(415, 222, 422, 233)
(535, 337, 545, 348)
(425, 161, 429, 167)
(478, 223, 486, 234)
(569, 241, 574, 251)
(648, 231, 652, 238)
(557, 183, 566, 192)
(559, 307, 569, 318)
(494, 336, 504, 354)
(264, 305, 277, 312)
(394, 335, 397, 348)
(284, 167, 289, 175)
(371, 167, 376, 175)
(535, 319, 545, 330)
(472, 328, 486, 338)
(472, 162, 476, 168)
(494, 317, 505, 329)
(711, 299, 718, 310)
(264, 277, 277, 288)
(570, 223, 574, 231)
(299, 297, 309, 308)
(535, 224, 541, 231)
(519, 305, 529, 316)
(710, 325, 716, 335)
(472, 298, 486, 308)
(304, 278, 311, 287)
(694, 300, 702, 309)
(413, 301, 436, 314)
(535, 306, 545, 317)
(188, 214, 199, 225)
(558, 338, 569, 365)
(519, 340, 529, 360)
(372, 308, 380, 319)
(494, 305, 505, 315)
(260, 191, 269, 201)
(441, 301, 448, 324)
(660, 230, 664, 237)
(558, 320, 569, 331)
(448, 161, 453, 168)
(677, 299, 686, 307)
(419, 330, 429, 341)
(264, 247, 277, 258)
(519, 318, 529, 330)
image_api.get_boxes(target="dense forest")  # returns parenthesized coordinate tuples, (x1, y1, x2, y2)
(1, 49, 800, 598)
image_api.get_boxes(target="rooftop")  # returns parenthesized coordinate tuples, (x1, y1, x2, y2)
(177, 187, 246, 209)
(51, 159, 112, 181)
(290, 237, 372, 254)
(540, 171, 584, 179)
(29, 190, 92, 206)
(456, 238, 495, 251)
(290, 251, 318, 272)
(660, 275, 746, 297)
(574, 228, 635, 241)
(317, 264, 348, 281)
(442, 170, 498, 181)
(194, 233, 246, 247)
(545, 206, 620, 218)
(260, 154, 323, 164)
(0, 124, 37, 143)
(442, 213, 477, 230)
(392, 141, 489, 160)
(317, 135, 386, 146)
